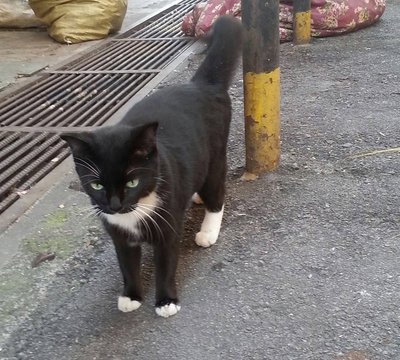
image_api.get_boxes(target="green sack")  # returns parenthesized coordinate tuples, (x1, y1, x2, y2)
(29, 0, 127, 44)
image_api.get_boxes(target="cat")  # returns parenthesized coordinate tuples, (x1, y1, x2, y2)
(61, 16, 243, 318)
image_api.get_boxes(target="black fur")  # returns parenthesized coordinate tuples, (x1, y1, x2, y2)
(61, 16, 242, 312)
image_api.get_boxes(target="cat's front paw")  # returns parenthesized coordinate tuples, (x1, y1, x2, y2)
(195, 230, 218, 248)
(155, 300, 181, 318)
(118, 296, 142, 312)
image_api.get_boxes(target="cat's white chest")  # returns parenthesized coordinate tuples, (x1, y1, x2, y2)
(103, 191, 160, 238)
(104, 211, 142, 236)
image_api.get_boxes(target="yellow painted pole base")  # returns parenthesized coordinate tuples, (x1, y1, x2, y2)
(294, 11, 311, 44)
(244, 68, 280, 175)
(240, 171, 259, 181)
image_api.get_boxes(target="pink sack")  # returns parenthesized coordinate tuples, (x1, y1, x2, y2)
(182, 0, 241, 38)
(181, 0, 386, 41)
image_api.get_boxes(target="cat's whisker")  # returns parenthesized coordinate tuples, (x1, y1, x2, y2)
(78, 157, 101, 175)
(75, 164, 100, 178)
(95, 207, 103, 217)
(79, 173, 98, 178)
(135, 208, 159, 241)
(135, 207, 166, 244)
(80, 181, 92, 188)
(137, 208, 176, 239)
(80, 205, 102, 220)
(127, 167, 154, 175)
(155, 189, 172, 202)
(83, 212, 95, 220)
(80, 174, 100, 181)
(84, 210, 99, 220)
(155, 177, 168, 185)
(81, 178, 101, 187)
(146, 203, 174, 219)
(138, 204, 176, 236)
(97, 211, 105, 221)
(79, 205, 98, 213)
(144, 213, 166, 245)
(75, 157, 101, 177)
(131, 207, 152, 243)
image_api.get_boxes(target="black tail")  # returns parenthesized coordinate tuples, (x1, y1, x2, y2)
(191, 16, 243, 90)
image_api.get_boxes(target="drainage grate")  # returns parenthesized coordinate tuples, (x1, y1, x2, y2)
(56, 38, 192, 72)
(0, 0, 200, 216)
(1, 73, 157, 128)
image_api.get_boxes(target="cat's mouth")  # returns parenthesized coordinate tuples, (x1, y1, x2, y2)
(90, 204, 135, 216)
(104, 207, 136, 215)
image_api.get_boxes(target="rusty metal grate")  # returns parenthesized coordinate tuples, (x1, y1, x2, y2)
(1, 73, 157, 127)
(0, 0, 200, 215)
(0, 132, 67, 213)
(57, 38, 192, 72)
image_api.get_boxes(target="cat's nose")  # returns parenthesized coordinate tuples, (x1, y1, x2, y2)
(109, 196, 123, 213)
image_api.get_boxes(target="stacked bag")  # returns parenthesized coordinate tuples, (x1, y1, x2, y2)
(181, 0, 386, 41)
(29, 0, 127, 43)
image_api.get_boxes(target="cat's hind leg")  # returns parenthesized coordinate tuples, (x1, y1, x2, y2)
(195, 205, 224, 248)
(195, 160, 226, 248)
(192, 192, 204, 204)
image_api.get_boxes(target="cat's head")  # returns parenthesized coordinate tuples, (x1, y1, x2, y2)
(61, 123, 159, 216)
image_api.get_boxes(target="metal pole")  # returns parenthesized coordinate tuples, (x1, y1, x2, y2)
(241, 0, 280, 178)
(293, 0, 311, 44)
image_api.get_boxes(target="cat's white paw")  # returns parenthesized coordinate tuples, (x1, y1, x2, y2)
(118, 296, 142, 312)
(192, 193, 204, 204)
(155, 303, 181, 318)
(195, 206, 224, 247)
(195, 230, 218, 248)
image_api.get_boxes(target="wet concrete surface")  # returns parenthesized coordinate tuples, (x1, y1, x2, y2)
(0, 1, 400, 359)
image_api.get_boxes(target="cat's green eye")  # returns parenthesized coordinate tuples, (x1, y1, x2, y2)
(126, 179, 139, 188)
(90, 182, 104, 191)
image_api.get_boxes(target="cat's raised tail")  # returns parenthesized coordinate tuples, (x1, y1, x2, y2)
(191, 16, 243, 91)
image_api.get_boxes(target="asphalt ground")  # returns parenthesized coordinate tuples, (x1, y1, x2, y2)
(0, 1, 399, 359)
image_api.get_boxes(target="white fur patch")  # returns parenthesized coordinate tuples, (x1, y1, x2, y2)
(195, 205, 224, 248)
(103, 192, 160, 235)
(192, 193, 204, 205)
(118, 296, 141, 312)
(155, 303, 181, 318)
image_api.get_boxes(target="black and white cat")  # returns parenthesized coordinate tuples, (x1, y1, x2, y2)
(61, 16, 242, 318)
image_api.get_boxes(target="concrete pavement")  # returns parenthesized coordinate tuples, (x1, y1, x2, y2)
(0, 1, 399, 359)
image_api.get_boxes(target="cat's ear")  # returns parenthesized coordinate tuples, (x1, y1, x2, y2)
(132, 122, 158, 158)
(60, 132, 93, 157)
